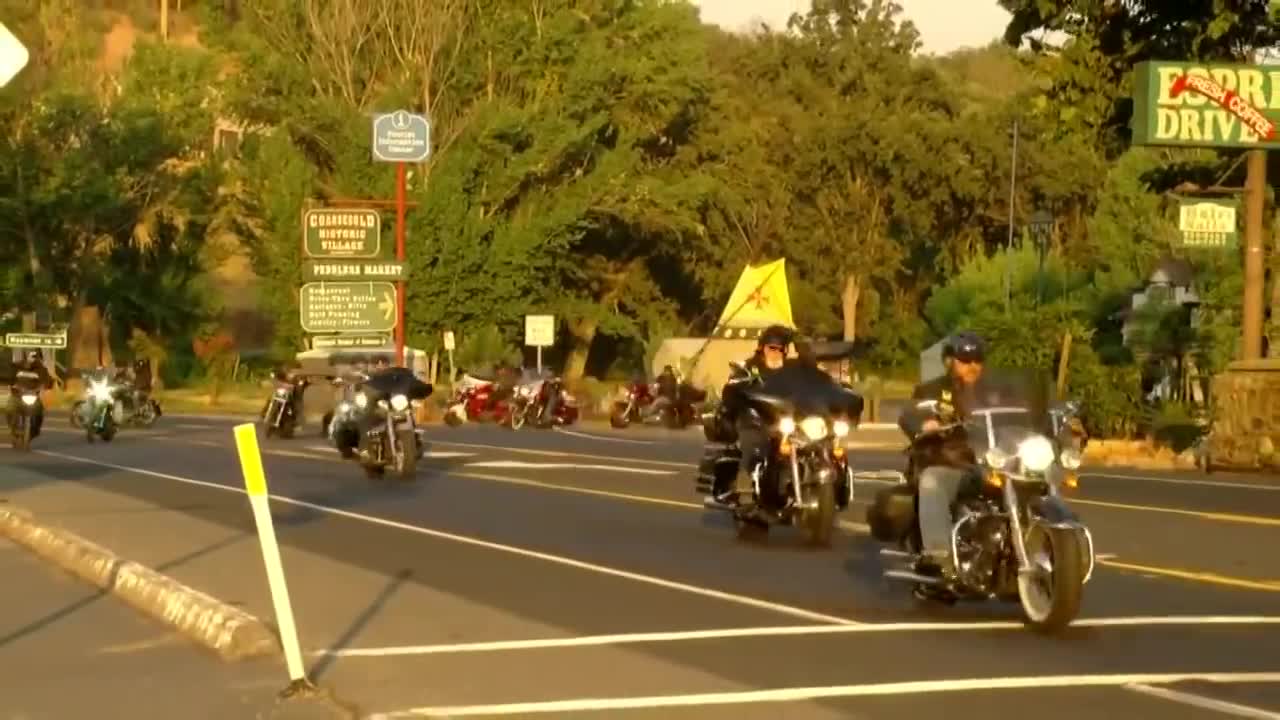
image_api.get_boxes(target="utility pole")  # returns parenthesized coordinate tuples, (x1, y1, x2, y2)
(159, 0, 169, 42)
(1242, 149, 1267, 359)
(1005, 119, 1019, 312)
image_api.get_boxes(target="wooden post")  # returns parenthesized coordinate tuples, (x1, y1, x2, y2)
(1242, 149, 1267, 360)
(1056, 331, 1073, 397)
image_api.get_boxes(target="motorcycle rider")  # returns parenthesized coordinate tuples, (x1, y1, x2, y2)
(644, 365, 679, 421)
(715, 324, 793, 506)
(263, 362, 306, 423)
(897, 331, 990, 579)
(11, 350, 53, 439)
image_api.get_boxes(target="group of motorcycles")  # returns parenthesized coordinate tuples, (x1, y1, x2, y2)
(443, 368, 579, 429)
(4, 367, 160, 452)
(261, 367, 433, 480)
(694, 351, 1095, 633)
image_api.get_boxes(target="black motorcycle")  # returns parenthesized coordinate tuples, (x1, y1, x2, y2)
(866, 370, 1094, 633)
(7, 371, 45, 451)
(698, 346, 864, 547)
(263, 374, 309, 439)
(334, 368, 432, 480)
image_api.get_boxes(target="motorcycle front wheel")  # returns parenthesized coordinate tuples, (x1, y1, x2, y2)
(394, 429, 417, 480)
(609, 403, 631, 428)
(803, 483, 836, 547)
(1017, 524, 1086, 633)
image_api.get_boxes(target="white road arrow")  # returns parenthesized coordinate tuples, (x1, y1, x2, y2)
(0, 21, 29, 88)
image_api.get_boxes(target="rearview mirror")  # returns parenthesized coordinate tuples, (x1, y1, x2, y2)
(729, 360, 747, 373)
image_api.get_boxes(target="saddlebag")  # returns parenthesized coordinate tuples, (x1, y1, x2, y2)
(866, 484, 915, 543)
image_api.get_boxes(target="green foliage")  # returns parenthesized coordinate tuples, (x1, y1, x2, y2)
(454, 325, 520, 373)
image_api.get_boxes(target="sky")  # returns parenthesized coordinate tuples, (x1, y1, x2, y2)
(691, 0, 1014, 56)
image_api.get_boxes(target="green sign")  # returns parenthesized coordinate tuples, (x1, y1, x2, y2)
(299, 282, 397, 334)
(303, 260, 408, 281)
(310, 334, 390, 349)
(4, 332, 66, 349)
(1131, 61, 1280, 148)
(1177, 198, 1239, 248)
(304, 209, 381, 258)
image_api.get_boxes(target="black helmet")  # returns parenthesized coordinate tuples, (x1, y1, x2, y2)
(943, 331, 986, 364)
(757, 324, 794, 350)
(27, 350, 43, 362)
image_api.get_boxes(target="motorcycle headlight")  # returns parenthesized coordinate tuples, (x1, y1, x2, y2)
(1017, 435, 1056, 473)
(89, 380, 113, 402)
(984, 448, 1013, 469)
(778, 415, 796, 435)
(20, 394, 37, 406)
(832, 419, 851, 438)
(1059, 447, 1082, 470)
(390, 394, 409, 411)
(354, 392, 369, 409)
(800, 416, 828, 441)
(274, 387, 289, 398)
(337, 402, 351, 413)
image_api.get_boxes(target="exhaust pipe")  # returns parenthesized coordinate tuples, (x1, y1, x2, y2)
(884, 569, 942, 586)
(702, 496, 734, 512)
(879, 548, 912, 559)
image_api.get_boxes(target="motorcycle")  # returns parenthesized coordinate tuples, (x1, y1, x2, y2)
(507, 370, 579, 429)
(866, 370, 1094, 633)
(334, 368, 432, 480)
(611, 373, 706, 429)
(262, 374, 310, 439)
(322, 375, 364, 457)
(7, 370, 45, 451)
(72, 379, 161, 429)
(698, 346, 864, 547)
(80, 369, 125, 443)
(443, 371, 513, 426)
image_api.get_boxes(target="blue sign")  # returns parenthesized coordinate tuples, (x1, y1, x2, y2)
(371, 110, 431, 163)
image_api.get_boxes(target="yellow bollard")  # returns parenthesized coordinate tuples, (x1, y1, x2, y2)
(232, 423, 314, 695)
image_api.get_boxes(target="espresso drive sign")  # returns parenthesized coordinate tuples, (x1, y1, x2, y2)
(1131, 62, 1280, 148)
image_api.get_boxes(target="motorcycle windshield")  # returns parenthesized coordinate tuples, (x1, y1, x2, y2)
(361, 368, 433, 402)
(956, 369, 1054, 457)
(743, 360, 864, 420)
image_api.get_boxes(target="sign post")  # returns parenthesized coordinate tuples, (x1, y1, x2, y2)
(231, 424, 313, 695)
(443, 330, 456, 383)
(299, 282, 398, 334)
(524, 315, 555, 373)
(3, 333, 67, 349)
(1130, 61, 1279, 359)
(372, 110, 431, 368)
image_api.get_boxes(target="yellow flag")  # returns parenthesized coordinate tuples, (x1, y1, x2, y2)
(713, 259, 795, 338)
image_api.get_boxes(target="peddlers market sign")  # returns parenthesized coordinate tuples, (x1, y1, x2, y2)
(1131, 61, 1280, 148)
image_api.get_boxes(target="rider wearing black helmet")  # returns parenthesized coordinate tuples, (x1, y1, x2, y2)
(715, 324, 793, 505)
(897, 331, 989, 579)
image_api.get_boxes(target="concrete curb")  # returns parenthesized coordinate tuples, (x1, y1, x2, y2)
(0, 505, 279, 662)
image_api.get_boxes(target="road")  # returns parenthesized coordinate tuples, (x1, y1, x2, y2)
(2, 413, 1279, 719)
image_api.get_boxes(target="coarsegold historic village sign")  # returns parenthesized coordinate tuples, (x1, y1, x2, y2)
(1130, 60, 1279, 469)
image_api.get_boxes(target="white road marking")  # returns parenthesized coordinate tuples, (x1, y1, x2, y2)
(552, 427, 656, 445)
(32, 449, 857, 626)
(465, 460, 675, 476)
(368, 672, 1280, 717)
(431, 440, 691, 468)
(175, 423, 211, 430)
(1125, 682, 1280, 719)
(314, 615, 1280, 657)
(1085, 472, 1280, 492)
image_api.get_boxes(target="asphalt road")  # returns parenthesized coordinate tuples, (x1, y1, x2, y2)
(3, 413, 1279, 719)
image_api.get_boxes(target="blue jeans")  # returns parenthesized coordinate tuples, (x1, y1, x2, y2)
(918, 466, 967, 558)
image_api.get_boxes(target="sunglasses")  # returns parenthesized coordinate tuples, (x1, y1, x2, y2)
(764, 345, 785, 353)
(952, 352, 983, 364)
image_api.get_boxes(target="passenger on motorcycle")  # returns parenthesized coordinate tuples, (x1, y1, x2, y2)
(897, 331, 992, 580)
(717, 324, 792, 506)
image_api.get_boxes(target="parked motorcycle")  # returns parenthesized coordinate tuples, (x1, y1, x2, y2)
(612, 374, 705, 429)
(698, 348, 864, 547)
(866, 371, 1094, 633)
(443, 371, 513, 426)
(507, 370, 579, 429)
(7, 370, 45, 451)
(262, 373, 310, 439)
(333, 368, 432, 480)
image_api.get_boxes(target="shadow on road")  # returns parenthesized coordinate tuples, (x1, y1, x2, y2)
(309, 568, 413, 681)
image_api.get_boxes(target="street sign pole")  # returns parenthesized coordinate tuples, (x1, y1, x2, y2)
(371, 110, 430, 369)
(396, 161, 407, 367)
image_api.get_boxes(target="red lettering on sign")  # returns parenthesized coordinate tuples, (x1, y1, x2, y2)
(1169, 73, 1276, 140)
